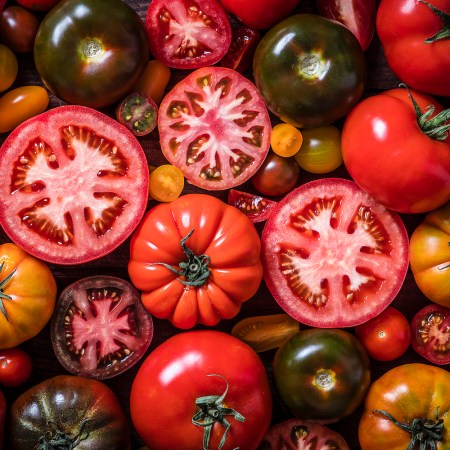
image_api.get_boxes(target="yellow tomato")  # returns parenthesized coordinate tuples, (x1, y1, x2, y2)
(148, 164, 184, 202)
(270, 122, 303, 157)
(0, 44, 18, 92)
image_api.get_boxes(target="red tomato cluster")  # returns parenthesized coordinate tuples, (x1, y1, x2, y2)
(0, 0, 449, 449)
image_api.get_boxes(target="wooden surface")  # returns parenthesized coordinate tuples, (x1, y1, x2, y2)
(1, 0, 448, 448)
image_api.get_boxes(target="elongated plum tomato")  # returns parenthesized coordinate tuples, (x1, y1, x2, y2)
(158, 66, 271, 190)
(0, 106, 149, 265)
(146, 0, 231, 69)
(51, 276, 153, 379)
(228, 189, 277, 223)
(262, 178, 409, 328)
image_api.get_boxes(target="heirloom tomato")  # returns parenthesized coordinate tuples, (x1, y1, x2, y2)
(0, 6, 39, 53)
(128, 194, 263, 329)
(51, 276, 153, 379)
(0, 106, 149, 265)
(262, 179, 409, 328)
(0, 243, 56, 349)
(227, 189, 277, 223)
(34, 0, 148, 108)
(158, 66, 271, 190)
(359, 363, 450, 450)
(0, 44, 18, 93)
(342, 87, 450, 213)
(9, 375, 131, 449)
(0, 347, 32, 387)
(253, 14, 366, 129)
(377, 0, 450, 97)
(272, 329, 371, 423)
(409, 201, 450, 307)
(130, 330, 272, 450)
(146, 0, 231, 69)
(220, 0, 300, 29)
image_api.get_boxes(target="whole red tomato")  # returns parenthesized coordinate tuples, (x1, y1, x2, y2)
(220, 0, 300, 29)
(377, 0, 450, 97)
(342, 87, 450, 213)
(0, 347, 33, 387)
(130, 330, 272, 450)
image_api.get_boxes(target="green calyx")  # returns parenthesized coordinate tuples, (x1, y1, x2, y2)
(419, 0, 450, 43)
(401, 84, 450, 141)
(0, 262, 15, 321)
(37, 419, 91, 450)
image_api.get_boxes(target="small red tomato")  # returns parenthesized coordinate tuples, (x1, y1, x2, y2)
(355, 306, 411, 361)
(0, 347, 33, 387)
(16, 0, 61, 11)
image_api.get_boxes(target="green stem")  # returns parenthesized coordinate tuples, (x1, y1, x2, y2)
(0, 262, 16, 321)
(419, 0, 450, 42)
(37, 419, 91, 449)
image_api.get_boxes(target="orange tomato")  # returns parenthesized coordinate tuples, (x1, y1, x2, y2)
(0, 43, 18, 92)
(132, 59, 171, 104)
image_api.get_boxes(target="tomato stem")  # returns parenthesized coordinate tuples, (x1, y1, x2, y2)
(374, 408, 444, 450)
(418, 0, 450, 43)
(0, 262, 15, 321)
(192, 374, 245, 450)
(401, 84, 450, 141)
(37, 418, 91, 449)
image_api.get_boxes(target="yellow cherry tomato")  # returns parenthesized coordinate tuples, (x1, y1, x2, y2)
(270, 122, 303, 157)
(132, 60, 171, 105)
(0, 44, 18, 92)
(294, 125, 343, 174)
(0, 86, 49, 133)
(148, 164, 184, 202)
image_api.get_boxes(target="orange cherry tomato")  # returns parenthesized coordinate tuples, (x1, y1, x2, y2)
(0, 43, 18, 92)
(270, 123, 303, 157)
(148, 164, 184, 202)
(132, 59, 171, 105)
(0, 86, 49, 133)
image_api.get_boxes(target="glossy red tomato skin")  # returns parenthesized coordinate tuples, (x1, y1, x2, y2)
(146, 0, 231, 69)
(377, 0, 450, 97)
(220, 0, 300, 29)
(355, 306, 411, 361)
(130, 330, 272, 450)
(0, 347, 32, 387)
(16, 0, 61, 11)
(342, 88, 450, 213)
(0, 105, 149, 265)
(0, 6, 39, 53)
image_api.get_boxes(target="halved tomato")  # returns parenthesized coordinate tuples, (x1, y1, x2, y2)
(228, 189, 277, 223)
(145, 0, 231, 69)
(0, 106, 149, 265)
(158, 66, 271, 190)
(261, 178, 409, 328)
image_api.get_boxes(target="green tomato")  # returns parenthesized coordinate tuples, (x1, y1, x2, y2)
(294, 125, 343, 173)
(0, 43, 18, 92)
(253, 14, 366, 129)
(34, 0, 149, 109)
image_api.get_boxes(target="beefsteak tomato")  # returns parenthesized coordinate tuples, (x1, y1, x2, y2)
(9, 375, 131, 449)
(34, 0, 148, 108)
(0, 243, 56, 349)
(130, 330, 272, 450)
(359, 363, 450, 450)
(158, 66, 271, 190)
(262, 178, 409, 328)
(0, 106, 149, 265)
(409, 200, 450, 307)
(128, 194, 263, 328)
(342, 87, 450, 213)
(377, 0, 450, 97)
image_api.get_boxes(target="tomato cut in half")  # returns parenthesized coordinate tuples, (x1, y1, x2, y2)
(51, 276, 153, 379)
(410, 304, 450, 365)
(0, 106, 149, 265)
(261, 178, 409, 328)
(228, 189, 277, 223)
(158, 66, 271, 190)
(145, 0, 232, 69)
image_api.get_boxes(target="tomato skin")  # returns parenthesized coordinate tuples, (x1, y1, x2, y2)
(273, 328, 371, 423)
(409, 201, 450, 307)
(355, 306, 410, 361)
(377, 0, 450, 97)
(9, 375, 131, 449)
(16, 0, 61, 11)
(34, 0, 149, 108)
(342, 88, 450, 213)
(0, 86, 49, 133)
(148, 164, 184, 203)
(132, 59, 171, 105)
(0, 243, 56, 350)
(253, 14, 366, 129)
(0, 347, 32, 387)
(220, 0, 300, 29)
(130, 330, 272, 450)
(359, 363, 450, 450)
(0, 6, 39, 53)
(0, 44, 18, 92)
(128, 194, 263, 328)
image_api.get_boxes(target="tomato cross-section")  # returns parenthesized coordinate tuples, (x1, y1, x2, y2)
(262, 178, 409, 328)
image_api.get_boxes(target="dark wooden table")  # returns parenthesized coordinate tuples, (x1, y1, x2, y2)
(1, 0, 448, 448)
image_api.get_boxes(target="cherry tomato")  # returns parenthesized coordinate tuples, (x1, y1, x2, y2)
(0, 6, 40, 53)
(355, 306, 411, 361)
(270, 123, 303, 157)
(0, 86, 49, 134)
(251, 152, 300, 197)
(148, 164, 185, 202)
(16, 0, 61, 11)
(0, 347, 33, 387)
(132, 59, 171, 105)
(116, 92, 158, 136)
(0, 44, 18, 92)
(294, 125, 343, 174)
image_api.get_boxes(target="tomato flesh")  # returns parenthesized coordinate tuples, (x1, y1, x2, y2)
(228, 189, 277, 223)
(262, 178, 409, 328)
